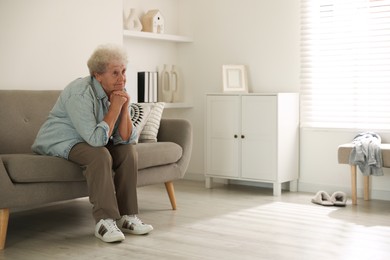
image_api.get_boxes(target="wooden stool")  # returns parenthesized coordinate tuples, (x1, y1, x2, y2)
(338, 143, 390, 205)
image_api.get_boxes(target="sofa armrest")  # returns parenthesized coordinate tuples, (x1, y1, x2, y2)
(157, 119, 193, 177)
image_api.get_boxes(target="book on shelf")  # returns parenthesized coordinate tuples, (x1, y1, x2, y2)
(137, 71, 158, 103)
(148, 72, 153, 102)
(137, 71, 148, 103)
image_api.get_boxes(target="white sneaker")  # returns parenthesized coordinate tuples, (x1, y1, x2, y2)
(95, 218, 125, 243)
(117, 215, 153, 235)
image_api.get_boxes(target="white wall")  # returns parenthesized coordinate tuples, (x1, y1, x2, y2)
(2, 0, 388, 201)
(0, 0, 122, 90)
(177, 0, 301, 180)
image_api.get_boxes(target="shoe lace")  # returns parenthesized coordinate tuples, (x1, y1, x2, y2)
(105, 219, 122, 233)
(126, 215, 144, 225)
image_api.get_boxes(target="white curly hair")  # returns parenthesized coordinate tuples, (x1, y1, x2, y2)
(87, 44, 128, 76)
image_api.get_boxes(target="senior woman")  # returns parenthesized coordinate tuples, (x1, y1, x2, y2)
(32, 44, 153, 243)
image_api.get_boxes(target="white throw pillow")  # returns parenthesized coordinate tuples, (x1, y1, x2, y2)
(130, 103, 152, 142)
(130, 102, 164, 143)
(139, 102, 165, 143)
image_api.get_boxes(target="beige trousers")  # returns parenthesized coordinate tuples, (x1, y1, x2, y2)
(68, 142, 138, 223)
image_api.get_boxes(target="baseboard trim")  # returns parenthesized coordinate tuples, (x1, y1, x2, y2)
(184, 173, 390, 201)
(298, 181, 390, 201)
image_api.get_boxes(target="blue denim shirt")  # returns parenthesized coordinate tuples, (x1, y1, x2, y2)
(31, 76, 137, 159)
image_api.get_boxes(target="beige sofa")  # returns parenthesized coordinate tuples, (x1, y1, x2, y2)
(0, 90, 192, 250)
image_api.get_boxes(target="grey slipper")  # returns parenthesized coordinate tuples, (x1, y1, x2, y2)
(331, 191, 347, 206)
(311, 191, 333, 206)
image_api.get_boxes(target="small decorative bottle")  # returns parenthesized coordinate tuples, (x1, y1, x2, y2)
(160, 64, 172, 102)
(170, 65, 180, 102)
(124, 8, 142, 31)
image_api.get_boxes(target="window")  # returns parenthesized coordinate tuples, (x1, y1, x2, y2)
(301, 0, 390, 129)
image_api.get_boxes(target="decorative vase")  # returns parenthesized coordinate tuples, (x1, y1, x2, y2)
(170, 65, 180, 102)
(124, 8, 142, 31)
(160, 64, 172, 102)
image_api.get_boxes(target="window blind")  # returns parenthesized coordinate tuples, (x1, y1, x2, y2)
(301, 0, 390, 129)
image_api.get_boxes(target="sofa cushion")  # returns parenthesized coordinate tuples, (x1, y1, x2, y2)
(1, 142, 182, 183)
(1, 154, 85, 183)
(136, 142, 182, 170)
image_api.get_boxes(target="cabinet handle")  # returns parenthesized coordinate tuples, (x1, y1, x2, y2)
(234, 134, 238, 138)
(241, 135, 245, 139)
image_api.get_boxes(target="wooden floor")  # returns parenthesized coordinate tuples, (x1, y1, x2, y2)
(1, 180, 390, 260)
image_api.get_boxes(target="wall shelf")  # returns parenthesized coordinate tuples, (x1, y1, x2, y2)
(123, 30, 193, 43)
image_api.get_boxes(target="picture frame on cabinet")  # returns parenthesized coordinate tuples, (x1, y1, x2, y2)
(222, 65, 248, 93)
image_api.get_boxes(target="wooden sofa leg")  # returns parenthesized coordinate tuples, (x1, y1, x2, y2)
(364, 175, 370, 201)
(351, 165, 357, 205)
(0, 208, 9, 250)
(165, 182, 177, 210)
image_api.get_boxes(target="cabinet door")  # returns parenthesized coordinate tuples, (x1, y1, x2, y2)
(206, 95, 240, 177)
(241, 96, 277, 180)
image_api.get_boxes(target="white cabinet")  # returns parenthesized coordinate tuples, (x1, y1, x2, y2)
(205, 93, 299, 196)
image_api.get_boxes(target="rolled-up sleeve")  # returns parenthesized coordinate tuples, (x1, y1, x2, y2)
(112, 125, 138, 145)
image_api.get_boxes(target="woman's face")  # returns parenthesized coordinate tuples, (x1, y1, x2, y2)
(95, 61, 127, 95)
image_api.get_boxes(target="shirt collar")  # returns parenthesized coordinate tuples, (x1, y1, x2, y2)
(91, 76, 108, 100)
